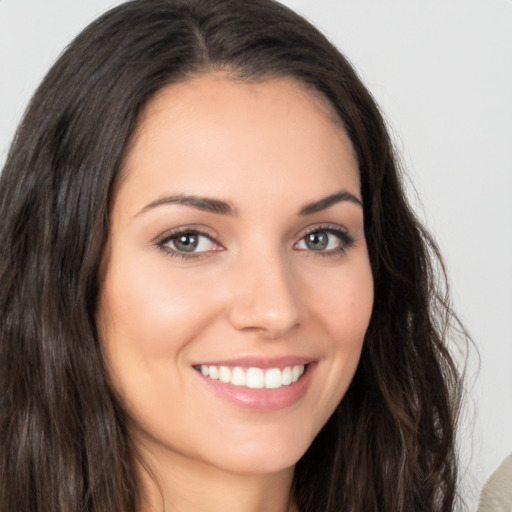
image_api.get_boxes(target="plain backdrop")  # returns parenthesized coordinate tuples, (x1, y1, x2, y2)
(1, 1, 511, 509)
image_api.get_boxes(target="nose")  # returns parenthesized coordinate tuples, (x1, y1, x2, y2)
(226, 251, 303, 339)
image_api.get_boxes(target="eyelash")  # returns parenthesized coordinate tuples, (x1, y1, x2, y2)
(295, 225, 355, 257)
(156, 228, 222, 260)
(156, 225, 354, 260)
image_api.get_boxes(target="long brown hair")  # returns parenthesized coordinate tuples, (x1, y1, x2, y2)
(0, 0, 465, 510)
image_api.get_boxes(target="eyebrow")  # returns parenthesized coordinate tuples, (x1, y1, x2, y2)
(136, 189, 362, 217)
(298, 190, 362, 215)
(136, 194, 237, 216)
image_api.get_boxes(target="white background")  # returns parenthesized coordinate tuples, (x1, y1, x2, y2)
(1, 1, 511, 508)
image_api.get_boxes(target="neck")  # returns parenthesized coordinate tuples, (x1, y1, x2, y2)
(135, 445, 297, 512)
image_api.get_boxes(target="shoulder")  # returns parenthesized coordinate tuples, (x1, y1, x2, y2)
(477, 453, 512, 512)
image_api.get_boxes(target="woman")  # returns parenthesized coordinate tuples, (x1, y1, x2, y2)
(0, 0, 465, 510)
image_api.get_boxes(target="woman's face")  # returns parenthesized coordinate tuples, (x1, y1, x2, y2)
(97, 74, 373, 476)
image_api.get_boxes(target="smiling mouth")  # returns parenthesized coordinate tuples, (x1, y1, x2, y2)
(194, 364, 306, 390)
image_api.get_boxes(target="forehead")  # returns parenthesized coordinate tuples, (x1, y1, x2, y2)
(138, 72, 344, 135)
(117, 73, 360, 215)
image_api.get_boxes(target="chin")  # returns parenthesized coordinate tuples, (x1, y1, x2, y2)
(198, 426, 316, 476)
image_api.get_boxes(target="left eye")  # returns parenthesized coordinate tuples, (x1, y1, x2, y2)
(295, 229, 349, 252)
(160, 231, 218, 254)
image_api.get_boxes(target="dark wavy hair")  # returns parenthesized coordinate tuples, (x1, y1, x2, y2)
(0, 0, 465, 510)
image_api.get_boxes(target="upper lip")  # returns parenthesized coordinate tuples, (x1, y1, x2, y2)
(192, 356, 316, 369)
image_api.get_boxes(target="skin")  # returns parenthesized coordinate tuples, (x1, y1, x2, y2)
(97, 73, 374, 512)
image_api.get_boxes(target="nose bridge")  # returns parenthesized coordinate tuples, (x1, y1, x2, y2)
(227, 244, 302, 338)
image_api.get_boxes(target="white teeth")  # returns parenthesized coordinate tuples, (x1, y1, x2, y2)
(246, 368, 264, 389)
(208, 365, 219, 379)
(219, 366, 231, 383)
(265, 368, 282, 389)
(282, 366, 292, 386)
(231, 367, 246, 386)
(198, 364, 306, 389)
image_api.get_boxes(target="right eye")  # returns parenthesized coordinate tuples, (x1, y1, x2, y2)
(157, 229, 223, 258)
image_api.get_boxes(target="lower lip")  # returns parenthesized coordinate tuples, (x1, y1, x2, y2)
(195, 364, 315, 412)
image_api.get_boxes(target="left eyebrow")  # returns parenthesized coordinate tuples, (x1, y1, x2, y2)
(136, 194, 237, 217)
(298, 190, 363, 215)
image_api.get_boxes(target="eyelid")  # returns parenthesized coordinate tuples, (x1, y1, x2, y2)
(154, 224, 220, 244)
(293, 223, 355, 255)
(294, 222, 350, 240)
(155, 225, 224, 259)
(154, 222, 354, 260)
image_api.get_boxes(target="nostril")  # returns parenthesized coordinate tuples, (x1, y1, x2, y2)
(227, 284, 301, 336)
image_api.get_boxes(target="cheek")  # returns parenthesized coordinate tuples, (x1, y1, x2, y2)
(307, 258, 374, 345)
(317, 260, 373, 396)
(99, 254, 220, 360)
(334, 275, 373, 342)
(96, 255, 211, 425)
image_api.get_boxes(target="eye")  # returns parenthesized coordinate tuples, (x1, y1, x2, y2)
(157, 229, 222, 258)
(294, 227, 354, 255)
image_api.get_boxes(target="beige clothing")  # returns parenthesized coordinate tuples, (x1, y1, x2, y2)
(478, 454, 512, 512)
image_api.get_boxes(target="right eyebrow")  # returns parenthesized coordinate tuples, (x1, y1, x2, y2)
(135, 194, 237, 217)
(298, 190, 362, 215)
